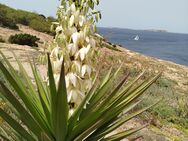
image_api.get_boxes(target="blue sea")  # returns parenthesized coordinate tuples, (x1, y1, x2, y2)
(98, 27, 188, 66)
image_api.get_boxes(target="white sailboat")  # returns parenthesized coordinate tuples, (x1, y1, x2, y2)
(134, 35, 139, 41)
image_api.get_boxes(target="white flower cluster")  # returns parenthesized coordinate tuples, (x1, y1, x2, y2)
(50, 1, 100, 110)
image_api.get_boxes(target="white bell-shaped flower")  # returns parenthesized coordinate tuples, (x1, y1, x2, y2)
(69, 109, 74, 116)
(67, 43, 78, 56)
(53, 56, 63, 74)
(79, 15, 85, 27)
(54, 74, 60, 87)
(74, 10, 80, 24)
(65, 75, 70, 88)
(69, 89, 84, 105)
(70, 15, 75, 27)
(64, 27, 77, 38)
(77, 44, 91, 61)
(72, 32, 80, 45)
(72, 61, 82, 73)
(67, 90, 72, 103)
(84, 79, 93, 90)
(56, 26, 63, 33)
(70, 3, 76, 13)
(50, 47, 60, 59)
(66, 72, 77, 87)
(79, 31, 85, 43)
(72, 31, 85, 46)
(89, 38, 96, 48)
(81, 64, 92, 77)
(86, 36, 90, 43)
(84, 27, 90, 37)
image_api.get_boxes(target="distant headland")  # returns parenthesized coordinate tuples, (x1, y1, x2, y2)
(145, 29, 168, 32)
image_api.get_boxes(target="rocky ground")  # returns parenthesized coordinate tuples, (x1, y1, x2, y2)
(0, 25, 188, 141)
(97, 47, 188, 141)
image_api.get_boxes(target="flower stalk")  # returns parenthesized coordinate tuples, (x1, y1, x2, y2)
(50, 0, 101, 109)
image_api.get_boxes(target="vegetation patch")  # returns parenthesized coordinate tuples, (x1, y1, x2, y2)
(0, 4, 55, 33)
(139, 77, 188, 129)
(8, 33, 40, 47)
(0, 11, 18, 30)
(0, 36, 5, 43)
(150, 126, 182, 141)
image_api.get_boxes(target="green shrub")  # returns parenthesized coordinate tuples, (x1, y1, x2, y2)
(47, 16, 56, 22)
(29, 19, 51, 33)
(0, 12, 18, 30)
(8, 33, 40, 47)
(16, 16, 30, 25)
(139, 77, 188, 129)
(0, 4, 54, 33)
(0, 36, 5, 43)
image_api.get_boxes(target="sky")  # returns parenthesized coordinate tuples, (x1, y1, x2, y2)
(0, 0, 188, 33)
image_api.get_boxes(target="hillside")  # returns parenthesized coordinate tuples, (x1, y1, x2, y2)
(0, 3, 55, 33)
(0, 25, 188, 140)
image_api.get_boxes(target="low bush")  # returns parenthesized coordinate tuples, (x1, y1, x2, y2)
(29, 19, 51, 33)
(0, 4, 55, 33)
(0, 36, 5, 43)
(8, 33, 40, 47)
(0, 12, 19, 30)
(139, 77, 188, 129)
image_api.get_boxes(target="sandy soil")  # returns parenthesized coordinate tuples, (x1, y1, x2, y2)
(0, 25, 53, 78)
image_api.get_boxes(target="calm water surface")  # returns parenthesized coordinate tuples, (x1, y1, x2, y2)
(98, 27, 188, 66)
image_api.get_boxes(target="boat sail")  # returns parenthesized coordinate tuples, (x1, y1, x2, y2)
(134, 35, 139, 41)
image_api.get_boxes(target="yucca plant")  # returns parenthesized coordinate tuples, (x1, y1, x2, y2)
(49, 0, 102, 108)
(0, 51, 161, 141)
